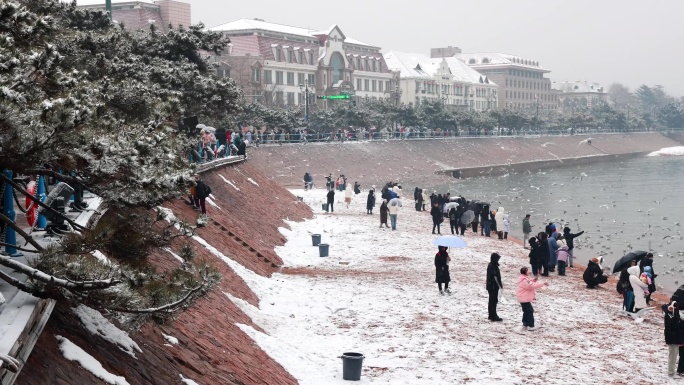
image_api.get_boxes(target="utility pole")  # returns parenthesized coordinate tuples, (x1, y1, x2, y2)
(105, 0, 112, 20)
(299, 79, 310, 123)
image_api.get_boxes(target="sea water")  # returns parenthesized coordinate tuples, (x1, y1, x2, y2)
(431, 154, 684, 293)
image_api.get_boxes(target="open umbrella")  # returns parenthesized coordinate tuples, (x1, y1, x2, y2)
(388, 198, 402, 207)
(612, 250, 648, 273)
(444, 202, 459, 211)
(460, 210, 475, 225)
(203, 126, 217, 133)
(432, 235, 468, 248)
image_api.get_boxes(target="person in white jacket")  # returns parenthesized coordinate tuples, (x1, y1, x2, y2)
(344, 184, 353, 208)
(495, 207, 505, 240)
(502, 214, 510, 240)
(421, 189, 428, 211)
(628, 265, 649, 311)
(388, 194, 402, 230)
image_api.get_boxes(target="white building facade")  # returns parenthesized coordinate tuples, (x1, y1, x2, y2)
(383, 51, 498, 111)
(210, 19, 395, 108)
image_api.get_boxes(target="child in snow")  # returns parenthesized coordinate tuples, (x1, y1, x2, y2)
(556, 245, 570, 276)
(516, 266, 549, 331)
(640, 273, 652, 294)
(502, 214, 510, 240)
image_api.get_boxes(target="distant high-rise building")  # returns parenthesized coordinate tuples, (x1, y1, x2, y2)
(75, 0, 190, 32)
(430, 46, 462, 58)
(453, 52, 557, 111)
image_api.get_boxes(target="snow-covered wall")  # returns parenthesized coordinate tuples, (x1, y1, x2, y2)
(19, 162, 312, 385)
(248, 132, 682, 188)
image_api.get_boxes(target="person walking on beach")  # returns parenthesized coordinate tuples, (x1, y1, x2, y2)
(663, 300, 684, 379)
(537, 232, 550, 276)
(431, 202, 442, 234)
(379, 199, 389, 228)
(435, 246, 451, 295)
(449, 207, 459, 235)
(556, 243, 570, 276)
(522, 214, 532, 249)
(516, 266, 549, 331)
(326, 189, 335, 212)
(366, 187, 376, 214)
(562, 227, 584, 268)
(414, 187, 422, 211)
(388, 197, 401, 230)
(344, 184, 353, 208)
(547, 232, 560, 272)
(618, 264, 635, 312)
(303, 172, 314, 190)
(528, 237, 542, 277)
(486, 253, 503, 322)
(480, 203, 490, 236)
(421, 189, 428, 211)
(628, 265, 649, 311)
(502, 214, 510, 240)
(495, 207, 505, 240)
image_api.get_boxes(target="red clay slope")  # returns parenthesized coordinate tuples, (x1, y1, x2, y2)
(18, 162, 312, 385)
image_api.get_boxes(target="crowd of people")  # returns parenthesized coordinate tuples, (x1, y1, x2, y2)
(192, 125, 248, 162)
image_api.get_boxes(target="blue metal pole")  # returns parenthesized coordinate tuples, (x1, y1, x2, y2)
(36, 175, 47, 230)
(2, 169, 23, 257)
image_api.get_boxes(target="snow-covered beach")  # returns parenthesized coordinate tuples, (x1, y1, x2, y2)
(227, 188, 669, 384)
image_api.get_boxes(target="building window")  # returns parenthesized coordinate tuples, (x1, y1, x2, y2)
(288, 51, 294, 63)
(364, 79, 369, 91)
(386, 81, 390, 91)
(309, 52, 314, 64)
(356, 78, 362, 90)
(252, 67, 261, 83)
(307, 74, 315, 86)
(372, 80, 377, 92)
(276, 49, 282, 62)
(298, 51, 304, 64)
(275, 91, 284, 106)
(287, 72, 295, 85)
(372, 61, 376, 72)
(219, 67, 230, 78)
(264, 70, 272, 84)
(330, 52, 345, 85)
(378, 81, 383, 92)
(276, 71, 284, 85)
(287, 92, 295, 105)
(297, 73, 305, 86)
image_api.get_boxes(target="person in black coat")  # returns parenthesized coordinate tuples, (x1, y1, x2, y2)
(434, 246, 451, 295)
(486, 253, 503, 321)
(326, 190, 335, 212)
(537, 232, 550, 276)
(480, 204, 490, 236)
(563, 227, 584, 267)
(583, 257, 608, 288)
(528, 237, 542, 276)
(430, 203, 442, 234)
(449, 207, 459, 235)
(662, 300, 684, 377)
(366, 189, 376, 214)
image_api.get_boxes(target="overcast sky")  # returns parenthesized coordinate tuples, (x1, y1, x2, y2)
(187, 0, 682, 96)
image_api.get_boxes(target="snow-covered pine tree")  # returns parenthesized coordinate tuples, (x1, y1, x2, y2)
(0, 0, 241, 323)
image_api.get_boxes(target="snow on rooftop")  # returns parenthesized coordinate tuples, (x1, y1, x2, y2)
(384, 51, 496, 86)
(57, 335, 131, 385)
(67, 0, 155, 5)
(209, 18, 372, 47)
(455, 52, 549, 71)
(554, 80, 605, 94)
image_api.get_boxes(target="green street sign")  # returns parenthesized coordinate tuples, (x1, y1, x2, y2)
(316, 95, 351, 100)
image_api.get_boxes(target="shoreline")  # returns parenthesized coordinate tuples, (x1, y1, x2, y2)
(240, 188, 672, 384)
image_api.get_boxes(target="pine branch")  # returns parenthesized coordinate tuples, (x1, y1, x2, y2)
(0, 242, 39, 254)
(0, 253, 120, 291)
(0, 269, 49, 299)
(111, 279, 207, 314)
(0, 174, 87, 231)
(0, 213, 44, 251)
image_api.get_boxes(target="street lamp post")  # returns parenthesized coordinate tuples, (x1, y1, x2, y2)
(299, 79, 310, 122)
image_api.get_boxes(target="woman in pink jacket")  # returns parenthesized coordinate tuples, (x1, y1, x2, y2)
(516, 267, 548, 330)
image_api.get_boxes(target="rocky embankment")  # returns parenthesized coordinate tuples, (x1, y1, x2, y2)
(18, 162, 312, 385)
(248, 132, 683, 188)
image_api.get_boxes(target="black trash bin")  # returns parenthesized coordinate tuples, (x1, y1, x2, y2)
(322, 203, 328, 212)
(311, 234, 321, 246)
(340, 352, 364, 381)
(318, 243, 329, 257)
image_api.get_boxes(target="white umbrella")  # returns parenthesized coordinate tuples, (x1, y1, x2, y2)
(196, 123, 206, 130)
(443, 202, 459, 212)
(388, 198, 402, 207)
(432, 235, 467, 248)
(203, 126, 217, 133)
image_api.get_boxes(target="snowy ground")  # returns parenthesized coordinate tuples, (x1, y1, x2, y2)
(223, 188, 671, 384)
